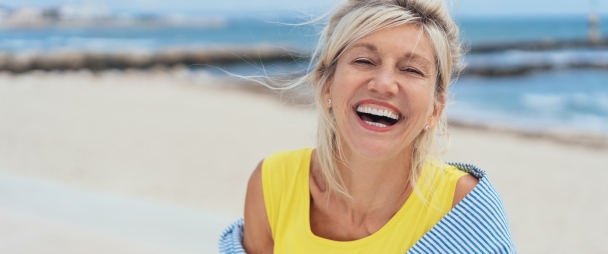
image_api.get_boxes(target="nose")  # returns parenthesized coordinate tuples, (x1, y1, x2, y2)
(367, 66, 399, 96)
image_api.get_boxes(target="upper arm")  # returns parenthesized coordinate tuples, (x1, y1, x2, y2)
(243, 160, 274, 254)
(452, 174, 479, 208)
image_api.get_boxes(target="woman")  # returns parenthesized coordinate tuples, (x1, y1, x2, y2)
(220, 0, 516, 253)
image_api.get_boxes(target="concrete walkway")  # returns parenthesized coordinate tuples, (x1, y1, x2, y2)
(0, 173, 233, 254)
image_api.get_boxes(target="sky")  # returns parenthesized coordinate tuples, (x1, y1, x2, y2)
(1, 0, 607, 17)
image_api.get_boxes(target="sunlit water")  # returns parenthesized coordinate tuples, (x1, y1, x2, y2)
(449, 69, 608, 135)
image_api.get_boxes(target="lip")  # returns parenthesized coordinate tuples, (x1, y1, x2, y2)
(353, 99, 402, 132)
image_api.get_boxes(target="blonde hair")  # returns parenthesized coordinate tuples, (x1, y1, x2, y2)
(277, 0, 463, 198)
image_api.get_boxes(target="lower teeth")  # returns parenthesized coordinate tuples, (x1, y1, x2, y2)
(364, 120, 388, 128)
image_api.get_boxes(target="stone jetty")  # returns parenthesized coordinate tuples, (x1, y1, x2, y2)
(0, 46, 305, 73)
(1, 38, 607, 77)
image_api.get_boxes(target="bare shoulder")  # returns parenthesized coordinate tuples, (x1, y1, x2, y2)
(452, 174, 479, 208)
(243, 160, 274, 254)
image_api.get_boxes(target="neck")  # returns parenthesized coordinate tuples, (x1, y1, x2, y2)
(332, 145, 414, 214)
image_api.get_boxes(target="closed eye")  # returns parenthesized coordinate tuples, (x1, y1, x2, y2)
(354, 58, 374, 65)
(402, 67, 425, 76)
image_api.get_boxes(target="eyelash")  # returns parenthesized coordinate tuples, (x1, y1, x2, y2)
(353, 58, 424, 76)
(354, 59, 373, 65)
(402, 67, 424, 76)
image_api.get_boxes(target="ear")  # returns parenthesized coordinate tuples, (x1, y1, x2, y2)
(427, 93, 446, 128)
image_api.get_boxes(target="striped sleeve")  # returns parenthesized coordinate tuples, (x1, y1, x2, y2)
(408, 164, 517, 254)
(219, 218, 246, 254)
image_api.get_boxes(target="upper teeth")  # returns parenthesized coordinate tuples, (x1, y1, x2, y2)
(356, 105, 400, 120)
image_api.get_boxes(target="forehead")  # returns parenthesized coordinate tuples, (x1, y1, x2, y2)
(346, 24, 435, 64)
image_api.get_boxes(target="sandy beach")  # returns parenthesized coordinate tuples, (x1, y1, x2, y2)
(0, 70, 606, 253)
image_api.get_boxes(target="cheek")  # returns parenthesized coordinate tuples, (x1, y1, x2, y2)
(329, 76, 354, 109)
(330, 89, 353, 123)
(403, 87, 435, 121)
(328, 80, 358, 131)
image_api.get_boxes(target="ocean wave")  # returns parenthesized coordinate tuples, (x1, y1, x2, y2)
(465, 49, 608, 69)
(522, 92, 608, 115)
(0, 38, 44, 51)
(448, 104, 608, 135)
(450, 69, 608, 136)
(522, 94, 566, 113)
(63, 37, 158, 52)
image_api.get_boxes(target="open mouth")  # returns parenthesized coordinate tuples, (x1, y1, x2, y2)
(355, 104, 401, 128)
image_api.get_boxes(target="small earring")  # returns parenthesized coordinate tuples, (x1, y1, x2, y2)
(425, 125, 430, 130)
(327, 99, 332, 104)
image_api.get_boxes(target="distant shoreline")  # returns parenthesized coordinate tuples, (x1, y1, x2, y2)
(1, 38, 607, 76)
(0, 46, 304, 74)
(468, 38, 608, 53)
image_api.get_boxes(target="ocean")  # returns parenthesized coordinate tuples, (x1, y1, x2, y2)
(1, 15, 607, 135)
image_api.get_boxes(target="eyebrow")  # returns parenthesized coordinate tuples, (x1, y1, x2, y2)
(403, 52, 433, 68)
(349, 42, 377, 52)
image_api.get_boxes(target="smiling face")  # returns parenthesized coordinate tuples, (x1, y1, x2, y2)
(325, 24, 443, 161)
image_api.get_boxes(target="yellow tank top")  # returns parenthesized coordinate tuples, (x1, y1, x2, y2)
(262, 148, 468, 253)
